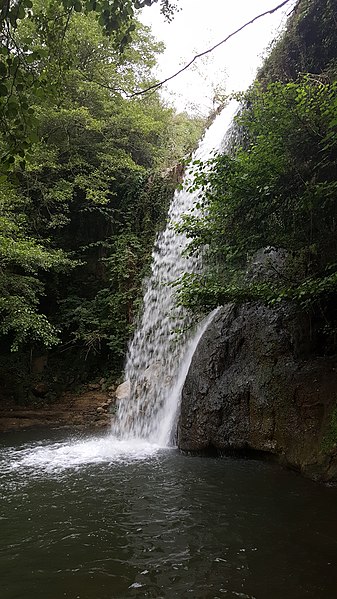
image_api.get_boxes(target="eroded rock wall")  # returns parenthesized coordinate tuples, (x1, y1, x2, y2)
(178, 304, 337, 482)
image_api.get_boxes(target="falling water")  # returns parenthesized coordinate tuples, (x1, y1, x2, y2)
(112, 100, 238, 445)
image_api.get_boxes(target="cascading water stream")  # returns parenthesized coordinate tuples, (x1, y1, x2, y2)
(112, 100, 238, 446)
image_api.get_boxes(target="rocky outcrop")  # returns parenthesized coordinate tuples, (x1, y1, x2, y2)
(0, 389, 115, 432)
(178, 303, 337, 482)
(115, 380, 130, 402)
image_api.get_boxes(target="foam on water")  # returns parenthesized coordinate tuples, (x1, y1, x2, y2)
(0, 436, 163, 476)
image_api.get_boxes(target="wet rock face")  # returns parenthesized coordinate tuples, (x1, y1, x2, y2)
(178, 304, 337, 482)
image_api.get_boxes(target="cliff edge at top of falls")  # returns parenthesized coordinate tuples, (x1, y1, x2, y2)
(178, 303, 337, 483)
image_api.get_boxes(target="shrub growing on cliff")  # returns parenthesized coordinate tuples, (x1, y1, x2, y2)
(177, 77, 337, 313)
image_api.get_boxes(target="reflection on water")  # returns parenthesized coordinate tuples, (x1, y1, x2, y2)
(1, 429, 337, 599)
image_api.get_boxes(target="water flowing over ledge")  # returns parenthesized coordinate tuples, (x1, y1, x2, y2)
(112, 101, 238, 446)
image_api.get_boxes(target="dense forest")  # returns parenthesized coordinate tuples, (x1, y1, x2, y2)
(0, 0, 205, 401)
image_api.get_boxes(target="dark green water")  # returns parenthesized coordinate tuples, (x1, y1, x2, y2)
(1, 429, 337, 599)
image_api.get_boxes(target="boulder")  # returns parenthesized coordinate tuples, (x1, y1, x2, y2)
(115, 380, 130, 402)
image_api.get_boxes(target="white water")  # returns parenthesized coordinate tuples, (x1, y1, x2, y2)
(2, 302, 216, 475)
(112, 101, 238, 445)
(1, 436, 161, 475)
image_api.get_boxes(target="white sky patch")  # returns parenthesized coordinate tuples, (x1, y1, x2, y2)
(141, 0, 297, 114)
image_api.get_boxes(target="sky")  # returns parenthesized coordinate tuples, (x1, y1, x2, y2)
(140, 0, 297, 114)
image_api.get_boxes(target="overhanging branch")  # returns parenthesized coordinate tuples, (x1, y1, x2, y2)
(130, 0, 296, 98)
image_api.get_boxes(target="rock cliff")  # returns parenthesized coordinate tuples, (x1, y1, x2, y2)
(178, 303, 337, 482)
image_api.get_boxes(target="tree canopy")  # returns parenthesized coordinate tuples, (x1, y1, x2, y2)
(0, 0, 178, 172)
(0, 0, 204, 372)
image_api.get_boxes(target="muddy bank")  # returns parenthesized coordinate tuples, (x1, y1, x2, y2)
(0, 388, 114, 433)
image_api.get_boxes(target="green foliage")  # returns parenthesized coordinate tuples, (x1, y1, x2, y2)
(58, 174, 175, 367)
(0, 0, 178, 171)
(0, 296, 59, 352)
(0, 0, 202, 377)
(321, 404, 337, 451)
(178, 76, 337, 314)
(0, 181, 76, 350)
(259, 0, 337, 84)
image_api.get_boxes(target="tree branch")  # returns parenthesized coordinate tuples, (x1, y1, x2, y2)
(130, 0, 295, 98)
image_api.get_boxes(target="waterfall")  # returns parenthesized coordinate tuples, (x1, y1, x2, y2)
(112, 101, 238, 445)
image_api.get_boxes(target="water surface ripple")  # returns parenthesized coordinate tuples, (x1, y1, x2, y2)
(1, 429, 337, 599)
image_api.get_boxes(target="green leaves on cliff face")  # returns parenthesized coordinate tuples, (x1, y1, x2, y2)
(178, 77, 337, 311)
